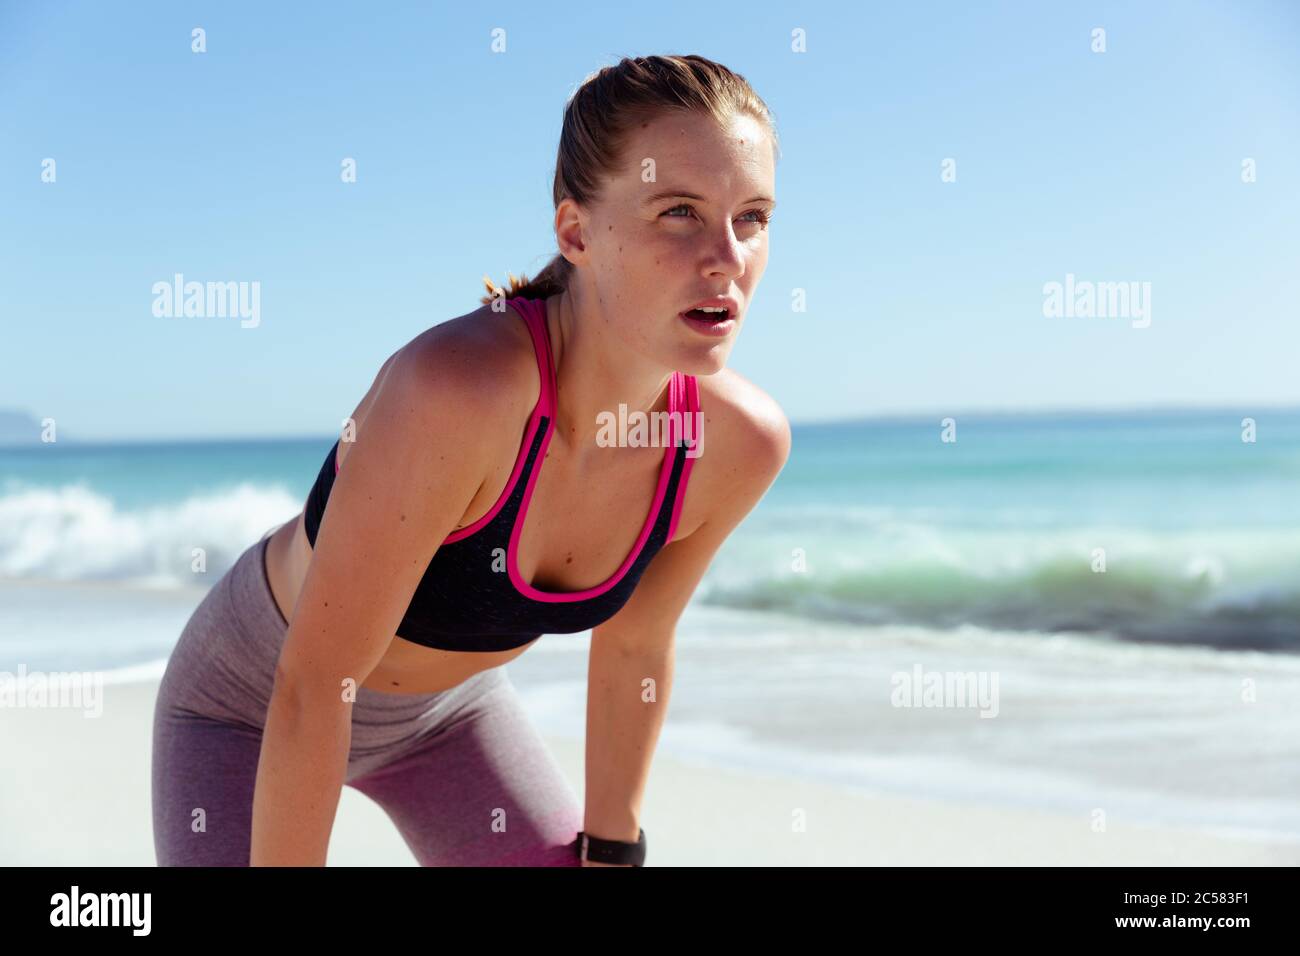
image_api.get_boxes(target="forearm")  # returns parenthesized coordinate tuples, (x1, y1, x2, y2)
(250, 677, 352, 866)
(584, 638, 674, 841)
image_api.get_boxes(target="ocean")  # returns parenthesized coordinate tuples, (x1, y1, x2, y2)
(3, 408, 1298, 840)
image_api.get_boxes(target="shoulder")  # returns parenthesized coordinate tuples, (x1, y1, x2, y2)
(698, 367, 791, 476)
(337, 300, 542, 490)
(382, 300, 541, 434)
(682, 367, 791, 534)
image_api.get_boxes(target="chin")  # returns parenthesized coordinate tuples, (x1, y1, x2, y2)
(674, 345, 732, 377)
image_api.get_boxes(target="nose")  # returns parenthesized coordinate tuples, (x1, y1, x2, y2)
(700, 222, 747, 282)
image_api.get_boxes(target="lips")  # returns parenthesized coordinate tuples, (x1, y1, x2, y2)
(679, 307, 738, 337)
(679, 296, 741, 322)
(683, 307, 729, 321)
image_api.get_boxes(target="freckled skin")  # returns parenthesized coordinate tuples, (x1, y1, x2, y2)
(561, 111, 775, 378)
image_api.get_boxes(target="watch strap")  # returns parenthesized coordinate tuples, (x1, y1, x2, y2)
(574, 828, 646, 866)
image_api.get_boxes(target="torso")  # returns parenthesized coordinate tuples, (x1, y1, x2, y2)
(264, 297, 725, 695)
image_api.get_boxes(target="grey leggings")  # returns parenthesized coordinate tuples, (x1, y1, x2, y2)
(151, 533, 582, 866)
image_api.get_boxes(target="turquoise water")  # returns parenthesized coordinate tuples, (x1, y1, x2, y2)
(2, 407, 1298, 653)
(705, 408, 1300, 652)
(3, 411, 1299, 838)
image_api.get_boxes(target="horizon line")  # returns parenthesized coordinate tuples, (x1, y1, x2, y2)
(4, 399, 1299, 447)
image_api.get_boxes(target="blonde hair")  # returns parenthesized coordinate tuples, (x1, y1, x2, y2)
(480, 54, 779, 306)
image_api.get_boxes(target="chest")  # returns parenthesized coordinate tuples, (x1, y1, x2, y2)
(516, 438, 675, 593)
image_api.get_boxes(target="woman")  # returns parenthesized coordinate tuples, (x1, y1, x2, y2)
(151, 53, 790, 867)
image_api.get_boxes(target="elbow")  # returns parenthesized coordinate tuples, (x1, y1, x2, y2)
(272, 659, 358, 715)
(267, 662, 312, 729)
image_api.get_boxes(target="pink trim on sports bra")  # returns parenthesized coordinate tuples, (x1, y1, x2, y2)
(665, 371, 699, 544)
(332, 298, 554, 545)
(507, 369, 683, 603)
(440, 298, 554, 543)
(505, 298, 694, 603)
(333, 295, 699, 604)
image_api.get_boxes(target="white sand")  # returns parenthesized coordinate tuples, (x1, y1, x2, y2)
(1, 678, 1295, 866)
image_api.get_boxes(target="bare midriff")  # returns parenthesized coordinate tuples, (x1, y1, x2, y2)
(263, 512, 539, 696)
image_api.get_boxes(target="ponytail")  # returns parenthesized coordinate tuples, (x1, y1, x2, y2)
(480, 253, 571, 307)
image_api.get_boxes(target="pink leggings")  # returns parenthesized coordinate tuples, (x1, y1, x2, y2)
(151, 534, 582, 866)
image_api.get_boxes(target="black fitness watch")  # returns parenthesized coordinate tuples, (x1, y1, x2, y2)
(574, 828, 646, 866)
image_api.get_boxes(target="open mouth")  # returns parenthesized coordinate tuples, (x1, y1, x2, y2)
(682, 307, 730, 322)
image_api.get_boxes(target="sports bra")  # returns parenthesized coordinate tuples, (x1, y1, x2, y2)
(301, 295, 700, 652)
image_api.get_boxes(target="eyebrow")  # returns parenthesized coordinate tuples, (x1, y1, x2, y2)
(641, 189, 776, 208)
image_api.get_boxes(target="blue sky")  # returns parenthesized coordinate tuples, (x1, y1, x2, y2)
(2, 0, 1298, 440)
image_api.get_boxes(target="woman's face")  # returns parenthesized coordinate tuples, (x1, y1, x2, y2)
(560, 109, 776, 375)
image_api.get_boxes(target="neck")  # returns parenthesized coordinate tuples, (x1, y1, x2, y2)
(545, 286, 674, 461)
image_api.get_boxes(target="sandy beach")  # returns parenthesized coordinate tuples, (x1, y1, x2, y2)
(1, 677, 1296, 867)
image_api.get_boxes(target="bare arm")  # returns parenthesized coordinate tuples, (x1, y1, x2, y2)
(583, 393, 791, 864)
(250, 336, 505, 866)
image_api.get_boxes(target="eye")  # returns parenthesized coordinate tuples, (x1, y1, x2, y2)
(660, 204, 773, 226)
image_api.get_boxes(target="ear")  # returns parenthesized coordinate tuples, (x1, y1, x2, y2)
(554, 197, 588, 268)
